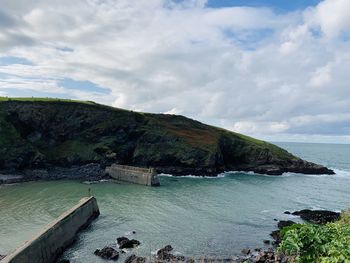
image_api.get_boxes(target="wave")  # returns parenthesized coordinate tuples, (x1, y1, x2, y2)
(332, 168, 350, 177)
(298, 168, 350, 178)
(158, 167, 350, 180)
(82, 179, 116, 184)
(158, 173, 226, 179)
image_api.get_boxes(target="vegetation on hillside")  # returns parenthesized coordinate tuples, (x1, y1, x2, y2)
(0, 97, 333, 175)
(279, 210, 350, 263)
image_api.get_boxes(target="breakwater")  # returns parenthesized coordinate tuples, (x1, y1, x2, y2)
(2, 197, 99, 263)
(105, 164, 160, 186)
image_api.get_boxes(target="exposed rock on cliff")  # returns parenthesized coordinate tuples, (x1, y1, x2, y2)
(0, 98, 334, 177)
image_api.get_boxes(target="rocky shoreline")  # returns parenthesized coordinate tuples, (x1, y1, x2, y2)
(56, 209, 340, 263)
(0, 162, 335, 186)
(0, 209, 340, 263)
(0, 163, 107, 185)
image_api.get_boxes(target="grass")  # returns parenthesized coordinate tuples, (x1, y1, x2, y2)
(0, 96, 95, 104)
(0, 96, 297, 170)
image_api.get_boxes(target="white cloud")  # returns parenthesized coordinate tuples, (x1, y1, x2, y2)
(0, 0, 349, 143)
(305, 0, 350, 39)
(232, 121, 289, 134)
(309, 65, 331, 87)
(164, 107, 183, 115)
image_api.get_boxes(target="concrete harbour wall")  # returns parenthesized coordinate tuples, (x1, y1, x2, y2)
(2, 197, 99, 263)
(106, 164, 160, 186)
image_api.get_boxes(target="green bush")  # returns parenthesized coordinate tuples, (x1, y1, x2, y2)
(278, 210, 350, 263)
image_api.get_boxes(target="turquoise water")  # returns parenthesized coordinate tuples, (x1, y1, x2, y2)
(0, 142, 349, 261)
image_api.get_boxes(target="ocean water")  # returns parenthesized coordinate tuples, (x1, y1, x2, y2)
(0, 142, 349, 261)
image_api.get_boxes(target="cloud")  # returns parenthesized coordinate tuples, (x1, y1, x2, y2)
(305, 0, 350, 39)
(309, 65, 331, 87)
(0, 0, 349, 143)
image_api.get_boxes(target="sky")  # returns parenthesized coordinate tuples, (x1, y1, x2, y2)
(0, 0, 350, 144)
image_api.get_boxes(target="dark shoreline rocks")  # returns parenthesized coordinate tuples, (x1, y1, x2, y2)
(240, 247, 294, 263)
(292, 209, 340, 224)
(277, 220, 296, 229)
(270, 220, 297, 245)
(0, 164, 334, 186)
(0, 163, 107, 185)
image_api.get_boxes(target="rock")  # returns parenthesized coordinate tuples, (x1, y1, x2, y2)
(118, 237, 141, 249)
(0, 255, 6, 261)
(124, 254, 146, 263)
(156, 245, 186, 261)
(58, 260, 70, 263)
(119, 239, 141, 249)
(263, 240, 271, 244)
(157, 245, 173, 256)
(292, 209, 340, 224)
(241, 248, 251, 255)
(277, 220, 296, 229)
(94, 247, 119, 260)
(284, 211, 291, 215)
(270, 230, 281, 244)
(117, 236, 129, 244)
(132, 231, 136, 234)
(236, 247, 295, 263)
(273, 219, 278, 221)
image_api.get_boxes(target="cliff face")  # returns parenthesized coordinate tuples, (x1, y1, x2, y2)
(0, 98, 334, 176)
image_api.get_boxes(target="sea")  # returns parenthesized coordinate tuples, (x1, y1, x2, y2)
(0, 142, 349, 262)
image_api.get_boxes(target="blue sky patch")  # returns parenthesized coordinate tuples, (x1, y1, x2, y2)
(0, 56, 33, 66)
(58, 78, 110, 94)
(206, 0, 322, 12)
(224, 28, 275, 50)
(56, 47, 74, 52)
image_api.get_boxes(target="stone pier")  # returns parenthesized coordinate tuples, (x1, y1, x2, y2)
(105, 164, 160, 186)
(2, 197, 100, 263)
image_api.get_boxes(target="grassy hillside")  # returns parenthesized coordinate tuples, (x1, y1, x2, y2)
(0, 97, 333, 176)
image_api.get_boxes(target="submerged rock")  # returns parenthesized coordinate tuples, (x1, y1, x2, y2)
(124, 254, 146, 263)
(263, 240, 271, 245)
(117, 237, 141, 249)
(94, 246, 119, 260)
(292, 209, 340, 224)
(156, 245, 186, 262)
(157, 245, 173, 255)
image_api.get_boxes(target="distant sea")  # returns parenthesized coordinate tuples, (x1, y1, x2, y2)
(0, 142, 349, 262)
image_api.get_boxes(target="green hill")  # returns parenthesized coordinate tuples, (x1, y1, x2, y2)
(0, 98, 333, 176)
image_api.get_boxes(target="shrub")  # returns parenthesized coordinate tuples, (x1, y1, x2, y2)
(278, 210, 350, 263)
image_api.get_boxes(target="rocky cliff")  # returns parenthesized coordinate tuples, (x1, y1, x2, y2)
(0, 98, 334, 177)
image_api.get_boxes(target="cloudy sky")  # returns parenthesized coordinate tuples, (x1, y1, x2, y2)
(0, 0, 349, 143)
